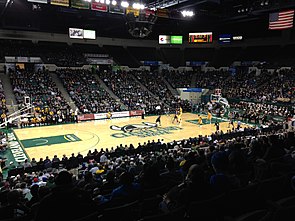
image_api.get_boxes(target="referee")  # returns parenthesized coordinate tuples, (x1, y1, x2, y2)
(156, 115, 161, 126)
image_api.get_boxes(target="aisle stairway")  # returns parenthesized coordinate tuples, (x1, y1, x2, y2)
(131, 75, 171, 108)
(162, 77, 179, 96)
(93, 74, 128, 110)
(50, 72, 78, 111)
(131, 74, 159, 100)
(0, 73, 17, 113)
(190, 72, 197, 88)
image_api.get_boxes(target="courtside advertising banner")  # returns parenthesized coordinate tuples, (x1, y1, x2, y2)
(112, 111, 130, 118)
(81, 111, 140, 121)
(77, 114, 94, 121)
(94, 113, 108, 120)
(129, 110, 144, 116)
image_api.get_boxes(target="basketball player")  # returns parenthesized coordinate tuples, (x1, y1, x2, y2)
(207, 111, 212, 124)
(106, 111, 112, 120)
(228, 112, 233, 128)
(0, 112, 6, 124)
(165, 107, 170, 116)
(228, 114, 234, 130)
(156, 115, 161, 126)
(179, 106, 183, 115)
(198, 115, 203, 127)
(172, 108, 179, 124)
(215, 120, 220, 131)
(177, 106, 183, 124)
(237, 120, 241, 130)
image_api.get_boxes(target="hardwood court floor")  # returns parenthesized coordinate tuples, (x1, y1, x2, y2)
(13, 113, 248, 160)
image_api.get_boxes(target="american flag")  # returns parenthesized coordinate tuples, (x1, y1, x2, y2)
(269, 10, 294, 30)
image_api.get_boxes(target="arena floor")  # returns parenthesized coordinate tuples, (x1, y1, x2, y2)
(13, 113, 249, 160)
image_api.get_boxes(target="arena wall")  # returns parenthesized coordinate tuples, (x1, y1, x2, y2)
(0, 29, 291, 49)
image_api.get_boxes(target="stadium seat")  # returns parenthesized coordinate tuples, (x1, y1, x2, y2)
(224, 183, 262, 217)
(275, 195, 295, 207)
(138, 206, 185, 221)
(233, 209, 269, 221)
(185, 194, 226, 221)
(72, 212, 100, 221)
(257, 175, 287, 201)
(143, 185, 168, 198)
(98, 200, 141, 221)
(140, 195, 162, 217)
(270, 205, 295, 221)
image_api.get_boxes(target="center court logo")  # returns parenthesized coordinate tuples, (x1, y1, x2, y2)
(110, 122, 183, 138)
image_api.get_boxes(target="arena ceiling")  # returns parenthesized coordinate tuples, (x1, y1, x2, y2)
(0, 0, 294, 39)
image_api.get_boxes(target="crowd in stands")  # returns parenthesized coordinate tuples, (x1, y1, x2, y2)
(99, 70, 162, 114)
(180, 68, 295, 106)
(163, 70, 193, 88)
(10, 69, 67, 110)
(0, 40, 85, 67)
(9, 69, 75, 126)
(230, 101, 294, 123)
(222, 69, 275, 100)
(0, 122, 294, 220)
(194, 70, 231, 89)
(39, 43, 86, 67)
(201, 68, 294, 104)
(133, 70, 192, 112)
(58, 69, 122, 114)
(1, 43, 295, 220)
(0, 40, 36, 63)
(254, 69, 295, 103)
(0, 80, 8, 123)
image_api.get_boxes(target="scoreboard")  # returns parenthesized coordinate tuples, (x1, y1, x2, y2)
(189, 32, 213, 43)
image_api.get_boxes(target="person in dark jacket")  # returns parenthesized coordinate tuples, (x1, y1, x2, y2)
(34, 170, 97, 221)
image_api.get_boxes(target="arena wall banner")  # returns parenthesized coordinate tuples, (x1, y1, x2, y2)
(91, 2, 108, 12)
(109, 5, 125, 14)
(77, 114, 94, 121)
(71, 0, 89, 9)
(30, 57, 42, 63)
(87, 58, 113, 65)
(17, 57, 29, 63)
(156, 8, 169, 18)
(27, 0, 48, 3)
(112, 111, 130, 118)
(51, 0, 69, 6)
(80, 110, 141, 121)
(145, 9, 155, 16)
(5, 56, 16, 63)
(126, 7, 140, 17)
(129, 110, 144, 116)
(94, 113, 107, 120)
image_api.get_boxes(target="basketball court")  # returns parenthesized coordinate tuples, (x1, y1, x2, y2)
(11, 113, 250, 160)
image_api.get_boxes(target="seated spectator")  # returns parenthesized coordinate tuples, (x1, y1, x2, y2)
(0, 189, 30, 219)
(160, 164, 215, 212)
(111, 171, 141, 203)
(210, 151, 240, 193)
(34, 170, 97, 221)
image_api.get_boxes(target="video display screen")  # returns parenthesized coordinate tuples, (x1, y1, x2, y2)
(69, 28, 83, 39)
(189, 32, 213, 43)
